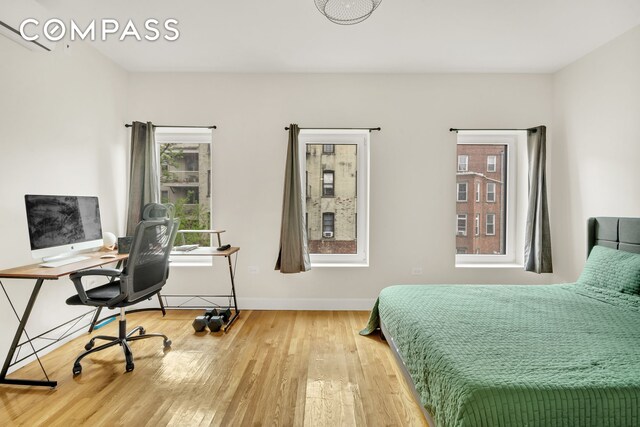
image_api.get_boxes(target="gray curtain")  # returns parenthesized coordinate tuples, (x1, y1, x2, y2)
(275, 124, 311, 273)
(126, 121, 160, 236)
(524, 125, 553, 273)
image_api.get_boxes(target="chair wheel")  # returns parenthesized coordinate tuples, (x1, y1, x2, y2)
(85, 341, 94, 351)
(163, 339, 172, 348)
(73, 363, 82, 376)
(126, 362, 135, 372)
(139, 328, 146, 335)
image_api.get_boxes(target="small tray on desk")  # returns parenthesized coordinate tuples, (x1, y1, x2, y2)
(170, 246, 239, 257)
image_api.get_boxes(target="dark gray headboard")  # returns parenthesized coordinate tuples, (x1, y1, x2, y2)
(587, 217, 640, 258)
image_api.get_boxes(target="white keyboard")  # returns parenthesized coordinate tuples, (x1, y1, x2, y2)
(40, 256, 90, 268)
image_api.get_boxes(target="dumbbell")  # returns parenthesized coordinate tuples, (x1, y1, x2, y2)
(192, 309, 220, 332)
(192, 309, 228, 332)
(216, 308, 232, 323)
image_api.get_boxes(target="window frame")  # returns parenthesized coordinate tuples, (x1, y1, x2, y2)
(487, 155, 497, 172)
(456, 182, 468, 202)
(323, 144, 335, 154)
(154, 127, 214, 266)
(322, 170, 335, 197)
(486, 182, 496, 202)
(457, 155, 468, 172)
(475, 213, 480, 236)
(475, 182, 480, 202)
(486, 213, 496, 236)
(322, 212, 335, 237)
(455, 131, 523, 267)
(298, 129, 370, 267)
(456, 214, 467, 236)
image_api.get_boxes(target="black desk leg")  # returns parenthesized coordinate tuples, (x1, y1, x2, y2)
(223, 253, 240, 332)
(0, 278, 57, 388)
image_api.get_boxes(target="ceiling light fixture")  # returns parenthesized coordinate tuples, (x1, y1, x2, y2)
(315, 0, 382, 25)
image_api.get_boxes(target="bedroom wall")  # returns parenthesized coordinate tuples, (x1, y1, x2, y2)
(0, 37, 128, 367)
(552, 25, 640, 282)
(127, 72, 557, 310)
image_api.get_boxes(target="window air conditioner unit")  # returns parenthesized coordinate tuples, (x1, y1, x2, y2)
(0, 0, 57, 52)
(323, 231, 334, 238)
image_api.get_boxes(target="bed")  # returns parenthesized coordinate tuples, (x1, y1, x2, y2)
(361, 217, 640, 427)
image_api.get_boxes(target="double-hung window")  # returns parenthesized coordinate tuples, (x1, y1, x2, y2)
(457, 214, 467, 236)
(455, 131, 527, 266)
(298, 129, 370, 267)
(486, 213, 496, 235)
(457, 182, 468, 202)
(323, 171, 335, 197)
(487, 155, 497, 172)
(155, 127, 213, 265)
(486, 183, 496, 202)
(457, 155, 468, 172)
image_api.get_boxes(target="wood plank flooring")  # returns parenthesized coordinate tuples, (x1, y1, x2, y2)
(0, 310, 428, 426)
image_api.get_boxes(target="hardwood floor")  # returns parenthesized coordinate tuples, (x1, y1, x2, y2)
(0, 310, 428, 426)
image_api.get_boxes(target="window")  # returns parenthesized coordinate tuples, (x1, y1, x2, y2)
(322, 213, 335, 238)
(323, 170, 335, 197)
(299, 129, 369, 266)
(486, 182, 496, 202)
(455, 131, 526, 266)
(155, 127, 213, 263)
(486, 214, 496, 236)
(457, 214, 467, 236)
(457, 182, 468, 202)
(456, 247, 468, 254)
(323, 144, 334, 154)
(487, 155, 496, 172)
(457, 155, 468, 172)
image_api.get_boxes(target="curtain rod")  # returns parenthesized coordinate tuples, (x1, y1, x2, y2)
(449, 128, 536, 133)
(125, 124, 217, 129)
(284, 126, 381, 132)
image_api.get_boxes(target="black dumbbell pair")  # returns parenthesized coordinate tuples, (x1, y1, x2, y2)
(192, 308, 232, 333)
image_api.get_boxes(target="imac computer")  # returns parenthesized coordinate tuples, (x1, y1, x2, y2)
(25, 195, 104, 267)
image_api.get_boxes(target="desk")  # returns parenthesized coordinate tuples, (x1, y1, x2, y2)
(167, 230, 240, 332)
(0, 251, 127, 388)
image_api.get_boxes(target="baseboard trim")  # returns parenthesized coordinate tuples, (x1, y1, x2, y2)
(239, 297, 377, 311)
(161, 295, 376, 311)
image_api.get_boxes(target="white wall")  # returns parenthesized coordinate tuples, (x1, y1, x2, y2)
(552, 25, 640, 282)
(127, 72, 557, 309)
(0, 38, 128, 367)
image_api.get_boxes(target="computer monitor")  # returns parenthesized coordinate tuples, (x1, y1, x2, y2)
(25, 195, 104, 261)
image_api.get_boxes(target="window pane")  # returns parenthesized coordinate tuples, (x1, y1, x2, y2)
(159, 142, 211, 246)
(457, 155, 468, 172)
(456, 144, 506, 255)
(457, 182, 467, 202)
(457, 214, 467, 236)
(486, 214, 496, 235)
(306, 144, 356, 254)
(486, 183, 496, 202)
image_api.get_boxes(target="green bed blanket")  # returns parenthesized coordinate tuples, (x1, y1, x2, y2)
(360, 283, 640, 427)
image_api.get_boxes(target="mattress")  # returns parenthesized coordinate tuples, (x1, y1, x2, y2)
(361, 283, 640, 427)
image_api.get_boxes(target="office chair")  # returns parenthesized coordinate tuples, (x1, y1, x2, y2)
(66, 214, 179, 375)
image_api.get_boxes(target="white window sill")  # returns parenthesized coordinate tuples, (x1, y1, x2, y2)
(169, 261, 213, 268)
(311, 263, 369, 268)
(455, 263, 523, 269)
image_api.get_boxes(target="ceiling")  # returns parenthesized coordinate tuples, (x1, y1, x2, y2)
(38, 0, 640, 73)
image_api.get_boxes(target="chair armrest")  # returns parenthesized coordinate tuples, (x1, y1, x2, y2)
(69, 269, 122, 305)
(70, 268, 121, 279)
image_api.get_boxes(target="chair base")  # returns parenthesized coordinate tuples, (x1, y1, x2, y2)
(73, 314, 171, 376)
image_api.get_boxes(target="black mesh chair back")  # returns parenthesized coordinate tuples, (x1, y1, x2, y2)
(121, 217, 179, 302)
